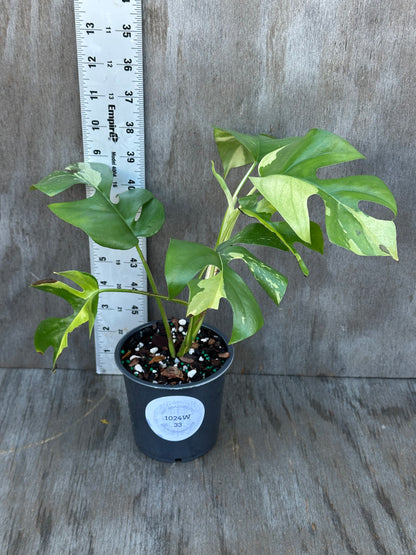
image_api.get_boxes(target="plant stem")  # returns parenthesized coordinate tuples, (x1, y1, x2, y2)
(215, 162, 257, 248)
(182, 162, 259, 353)
(177, 312, 207, 356)
(215, 206, 240, 249)
(232, 161, 257, 203)
(99, 288, 188, 306)
(135, 244, 177, 358)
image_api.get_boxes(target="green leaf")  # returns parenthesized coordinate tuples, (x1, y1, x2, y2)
(238, 194, 277, 219)
(185, 266, 263, 344)
(31, 271, 99, 369)
(220, 245, 288, 306)
(225, 221, 324, 255)
(165, 239, 222, 298)
(249, 129, 398, 260)
(164, 237, 264, 342)
(187, 273, 226, 316)
(238, 195, 314, 276)
(214, 127, 298, 177)
(165, 239, 265, 343)
(222, 265, 264, 343)
(116, 189, 165, 239)
(321, 177, 398, 257)
(251, 174, 318, 243)
(259, 128, 365, 177)
(31, 163, 114, 195)
(32, 162, 165, 249)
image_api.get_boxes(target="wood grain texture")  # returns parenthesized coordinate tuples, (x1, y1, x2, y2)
(0, 0, 91, 370)
(1, 368, 416, 553)
(1, 0, 415, 376)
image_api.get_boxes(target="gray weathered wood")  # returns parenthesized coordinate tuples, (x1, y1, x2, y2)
(1, 0, 415, 376)
(0, 0, 91, 369)
(1, 367, 416, 553)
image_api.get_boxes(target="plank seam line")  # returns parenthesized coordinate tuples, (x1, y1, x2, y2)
(2, 369, 416, 381)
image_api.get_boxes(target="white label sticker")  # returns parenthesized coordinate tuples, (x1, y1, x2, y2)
(145, 396, 205, 442)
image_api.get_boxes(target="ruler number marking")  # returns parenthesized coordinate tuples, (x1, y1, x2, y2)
(74, 0, 146, 374)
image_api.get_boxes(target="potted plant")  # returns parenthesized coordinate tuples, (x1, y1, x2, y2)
(31, 127, 398, 461)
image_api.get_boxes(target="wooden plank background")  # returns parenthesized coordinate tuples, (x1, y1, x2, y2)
(2, 368, 416, 553)
(1, 0, 415, 376)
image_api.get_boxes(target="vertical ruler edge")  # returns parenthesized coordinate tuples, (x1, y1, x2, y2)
(74, 0, 147, 374)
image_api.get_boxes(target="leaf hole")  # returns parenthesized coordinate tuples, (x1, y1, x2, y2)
(358, 200, 395, 220)
(135, 207, 143, 222)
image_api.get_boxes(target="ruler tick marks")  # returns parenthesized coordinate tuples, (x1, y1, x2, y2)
(74, 0, 147, 374)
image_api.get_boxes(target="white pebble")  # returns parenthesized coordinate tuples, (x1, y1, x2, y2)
(179, 326, 184, 332)
(201, 337, 209, 343)
(150, 347, 158, 354)
(188, 369, 197, 379)
(179, 319, 187, 326)
(199, 356, 204, 361)
(174, 357, 180, 363)
(188, 348, 195, 355)
(134, 364, 144, 372)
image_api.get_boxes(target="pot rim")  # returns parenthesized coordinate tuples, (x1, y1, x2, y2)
(114, 320, 234, 391)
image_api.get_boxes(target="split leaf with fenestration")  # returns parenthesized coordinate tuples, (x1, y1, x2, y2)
(187, 265, 264, 344)
(250, 129, 398, 259)
(31, 162, 165, 250)
(165, 239, 265, 343)
(187, 265, 265, 344)
(31, 271, 100, 369)
(30, 126, 399, 368)
(214, 127, 298, 177)
(219, 244, 288, 306)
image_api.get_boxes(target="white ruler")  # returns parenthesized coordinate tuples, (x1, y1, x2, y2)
(74, 0, 147, 374)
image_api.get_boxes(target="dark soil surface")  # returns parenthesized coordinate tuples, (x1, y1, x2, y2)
(118, 319, 230, 385)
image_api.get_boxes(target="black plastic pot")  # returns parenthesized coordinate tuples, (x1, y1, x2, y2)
(115, 322, 234, 462)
